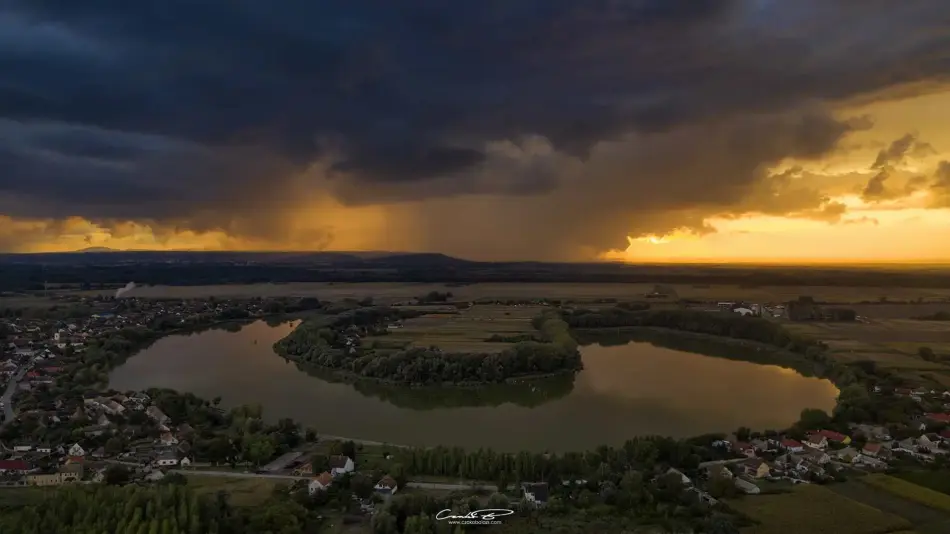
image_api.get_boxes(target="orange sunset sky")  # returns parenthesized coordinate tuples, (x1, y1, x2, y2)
(7, 88, 950, 264)
(3, 2, 949, 264)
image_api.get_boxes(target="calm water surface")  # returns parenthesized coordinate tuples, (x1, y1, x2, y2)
(109, 320, 838, 451)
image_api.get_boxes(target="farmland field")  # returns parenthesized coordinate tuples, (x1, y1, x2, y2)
(363, 304, 547, 353)
(728, 484, 912, 534)
(830, 478, 950, 534)
(894, 471, 950, 496)
(784, 320, 950, 385)
(185, 475, 282, 506)
(860, 475, 950, 513)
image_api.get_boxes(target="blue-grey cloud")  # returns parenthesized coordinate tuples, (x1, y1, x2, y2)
(1, 0, 950, 256)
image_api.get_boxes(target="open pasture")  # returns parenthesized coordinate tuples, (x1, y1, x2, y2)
(728, 484, 912, 534)
(366, 304, 546, 353)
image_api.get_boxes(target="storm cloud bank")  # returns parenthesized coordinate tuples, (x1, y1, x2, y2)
(2, 0, 950, 258)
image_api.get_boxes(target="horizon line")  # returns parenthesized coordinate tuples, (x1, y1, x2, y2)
(5, 248, 950, 266)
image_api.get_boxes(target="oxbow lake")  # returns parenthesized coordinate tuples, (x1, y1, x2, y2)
(109, 320, 838, 452)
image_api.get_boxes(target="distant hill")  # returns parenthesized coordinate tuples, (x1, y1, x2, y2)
(76, 247, 120, 253)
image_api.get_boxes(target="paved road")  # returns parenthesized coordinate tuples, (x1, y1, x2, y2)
(0, 367, 27, 427)
(172, 469, 498, 492)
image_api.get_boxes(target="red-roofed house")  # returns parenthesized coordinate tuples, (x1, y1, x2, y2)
(732, 442, 756, 458)
(805, 433, 828, 450)
(926, 413, 950, 424)
(816, 430, 851, 444)
(308, 472, 333, 495)
(862, 443, 882, 457)
(0, 459, 29, 474)
(780, 439, 804, 453)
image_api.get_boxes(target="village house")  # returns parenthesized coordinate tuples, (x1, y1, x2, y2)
(740, 458, 771, 479)
(146, 405, 170, 425)
(732, 442, 757, 458)
(328, 455, 355, 478)
(835, 447, 859, 463)
(704, 464, 733, 480)
(666, 468, 692, 486)
(805, 433, 828, 450)
(154, 451, 180, 467)
(862, 443, 885, 458)
(308, 472, 333, 495)
(813, 429, 851, 445)
(68, 443, 85, 458)
(0, 459, 30, 475)
(802, 447, 831, 465)
(374, 475, 399, 498)
(733, 478, 760, 495)
(522, 482, 550, 506)
(780, 439, 804, 453)
(26, 464, 82, 487)
(159, 432, 179, 446)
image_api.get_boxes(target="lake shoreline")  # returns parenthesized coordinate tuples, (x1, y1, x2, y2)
(111, 319, 838, 451)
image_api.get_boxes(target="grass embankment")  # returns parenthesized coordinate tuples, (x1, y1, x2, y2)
(729, 484, 912, 534)
(860, 474, 950, 513)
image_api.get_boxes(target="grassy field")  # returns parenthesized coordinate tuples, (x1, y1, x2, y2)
(729, 484, 912, 534)
(363, 304, 547, 353)
(784, 319, 950, 385)
(894, 471, 950, 496)
(186, 475, 283, 506)
(66, 281, 950, 304)
(860, 475, 950, 513)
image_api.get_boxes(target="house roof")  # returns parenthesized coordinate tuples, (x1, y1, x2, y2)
(780, 439, 803, 448)
(329, 455, 351, 469)
(816, 430, 849, 442)
(863, 443, 882, 453)
(377, 475, 398, 489)
(522, 482, 549, 502)
(742, 458, 766, 468)
(926, 413, 950, 423)
(0, 459, 28, 470)
(313, 472, 333, 487)
(805, 434, 826, 445)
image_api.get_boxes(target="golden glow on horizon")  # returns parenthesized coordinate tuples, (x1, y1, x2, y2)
(4, 89, 950, 262)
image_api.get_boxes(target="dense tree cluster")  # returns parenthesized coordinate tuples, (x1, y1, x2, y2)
(0, 483, 322, 534)
(563, 307, 819, 354)
(394, 437, 743, 533)
(275, 311, 582, 385)
(0, 484, 233, 534)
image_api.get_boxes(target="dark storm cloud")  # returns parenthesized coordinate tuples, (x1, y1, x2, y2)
(871, 134, 919, 169)
(2, 0, 950, 255)
(932, 161, 950, 208)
